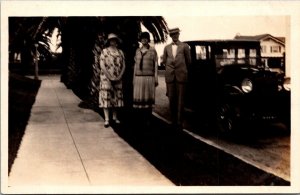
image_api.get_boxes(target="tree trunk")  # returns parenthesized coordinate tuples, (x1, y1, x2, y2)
(20, 40, 33, 75)
(82, 37, 103, 108)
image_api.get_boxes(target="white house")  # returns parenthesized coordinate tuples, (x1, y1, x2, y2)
(234, 34, 286, 75)
(234, 34, 285, 57)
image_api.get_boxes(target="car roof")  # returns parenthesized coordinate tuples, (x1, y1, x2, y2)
(184, 39, 259, 43)
(184, 39, 260, 47)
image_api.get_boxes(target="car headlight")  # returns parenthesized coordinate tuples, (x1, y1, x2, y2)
(283, 83, 291, 91)
(241, 78, 253, 93)
(283, 77, 291, 91)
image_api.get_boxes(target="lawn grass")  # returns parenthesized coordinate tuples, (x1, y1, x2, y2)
(8, 72, 41, 174)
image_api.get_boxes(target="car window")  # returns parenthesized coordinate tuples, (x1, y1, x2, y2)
(237, 48, 246, 64)
(195, 45, 207, 60)
(215, 48, 235, 67)
(249, 49, 257, 65)
(215, 48, 260, 67)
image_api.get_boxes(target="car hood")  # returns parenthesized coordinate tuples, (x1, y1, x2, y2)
(218, 64, 283, 87)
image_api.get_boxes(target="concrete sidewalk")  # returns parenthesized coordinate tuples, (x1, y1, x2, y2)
(8, 75, 173, 189)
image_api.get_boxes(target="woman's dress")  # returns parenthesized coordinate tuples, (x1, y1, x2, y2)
(99, 48, 125, 108)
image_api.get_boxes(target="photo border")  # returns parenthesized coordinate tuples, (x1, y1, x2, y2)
(1, 1, 300, 194)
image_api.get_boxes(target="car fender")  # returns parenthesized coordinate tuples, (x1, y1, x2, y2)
(223, 84, 244, 96)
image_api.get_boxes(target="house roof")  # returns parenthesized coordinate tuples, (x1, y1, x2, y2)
(276, 37, 286, 43)
(234, 34, 285, 45)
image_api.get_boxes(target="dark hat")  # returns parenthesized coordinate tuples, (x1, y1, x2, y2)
(140, 32, 150, 41)
(168, 27, 180, 35)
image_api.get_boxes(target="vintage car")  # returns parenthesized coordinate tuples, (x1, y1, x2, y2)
(184, 40, 290, 133)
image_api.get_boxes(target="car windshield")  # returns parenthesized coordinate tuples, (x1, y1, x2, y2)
(215, 48, 260, 67)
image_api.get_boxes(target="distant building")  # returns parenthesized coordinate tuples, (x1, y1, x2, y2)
(234, 34, 286, 74)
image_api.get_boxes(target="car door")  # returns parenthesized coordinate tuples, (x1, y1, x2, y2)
(185, 43, 216, 117)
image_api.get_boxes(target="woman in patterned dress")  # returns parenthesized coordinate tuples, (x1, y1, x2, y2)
(133, 32, 158, 125)
(99, 33, 125, 128)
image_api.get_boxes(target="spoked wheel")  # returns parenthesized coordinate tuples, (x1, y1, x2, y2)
(217, 103, 239, 134)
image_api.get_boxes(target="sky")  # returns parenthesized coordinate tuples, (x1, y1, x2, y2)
(153, 16, 289, 61)
(164, 16, 288, 41)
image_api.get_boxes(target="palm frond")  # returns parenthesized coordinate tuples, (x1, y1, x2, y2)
(141, 16, 168, 43)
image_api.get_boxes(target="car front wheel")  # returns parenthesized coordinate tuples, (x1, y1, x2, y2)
(217, 103, 240, 134)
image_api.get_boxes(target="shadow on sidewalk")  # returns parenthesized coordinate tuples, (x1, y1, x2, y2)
(107, 109, 290, 186)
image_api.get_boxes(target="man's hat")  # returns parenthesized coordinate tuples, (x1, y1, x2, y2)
(168, 27, 181, 35)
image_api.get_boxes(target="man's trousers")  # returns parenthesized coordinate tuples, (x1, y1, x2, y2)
(166, 82, 186, 128)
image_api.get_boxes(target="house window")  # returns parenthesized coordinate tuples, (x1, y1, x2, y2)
(271, 46, 281, 53)
(261, 45, 267, 53)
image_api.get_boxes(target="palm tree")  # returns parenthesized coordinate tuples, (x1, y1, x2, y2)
(9, 16, 169, 107)
(9, 17, 60, 75)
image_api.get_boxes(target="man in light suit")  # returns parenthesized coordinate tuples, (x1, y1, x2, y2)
(162, 27, 191, 131)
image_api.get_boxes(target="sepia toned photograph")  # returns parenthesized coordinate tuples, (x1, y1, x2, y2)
(1, 1, 299, 194)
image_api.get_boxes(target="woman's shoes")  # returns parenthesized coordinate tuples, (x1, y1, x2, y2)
(104, 120, 110, 128)
(113, 118, 121, 124)
(104, 118, 120, 128)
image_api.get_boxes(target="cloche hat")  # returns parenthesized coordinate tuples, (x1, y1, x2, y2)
(107, 33, 121, 43)
(140, 32, 150, 41)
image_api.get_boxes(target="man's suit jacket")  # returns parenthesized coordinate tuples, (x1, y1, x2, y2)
(162, 41, 191, 83)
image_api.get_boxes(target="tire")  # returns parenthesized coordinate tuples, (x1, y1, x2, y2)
(217, 103, 239, 134)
